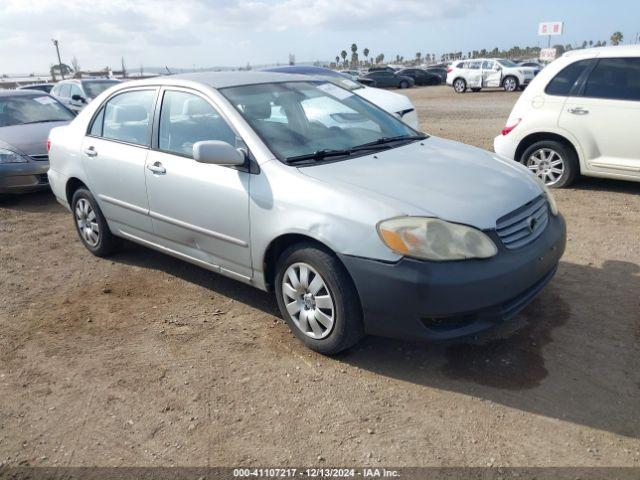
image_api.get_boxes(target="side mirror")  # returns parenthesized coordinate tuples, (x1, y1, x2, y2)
(193, 140, 245, 166)
(71, 94, 86, 103)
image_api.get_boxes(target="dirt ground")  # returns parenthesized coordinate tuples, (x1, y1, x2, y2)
(1, 85, 639, 468)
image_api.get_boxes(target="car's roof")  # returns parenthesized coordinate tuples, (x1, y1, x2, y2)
(563, 44, 640, 58)
(131, 71, 317, 89)
(0, 89, 50, 98)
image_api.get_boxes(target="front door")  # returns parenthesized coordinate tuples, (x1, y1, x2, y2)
(482, 60, 502, 87)
(144, 88, 252, 280)
(82, 88, 158, 234)
(560, 57, 640, 179)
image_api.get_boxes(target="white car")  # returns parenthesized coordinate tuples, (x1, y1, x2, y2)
(447, 59, 537, 93)
(264, 66, 419, 129)
(494, 45, 640, 187)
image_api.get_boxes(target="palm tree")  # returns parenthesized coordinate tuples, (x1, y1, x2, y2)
(340, 50, 348, 67)
(363, 47, 370, 64)
(335, 55, 340, 65)
(610, 31, 623, 45)
(589, 40, 593, 47)
(415, 52, 421, 65)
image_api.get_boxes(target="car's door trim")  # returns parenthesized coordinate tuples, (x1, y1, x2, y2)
(148, 210, 249, 247)
(117, 230, 251, 282)
(98, 194, 149, 215)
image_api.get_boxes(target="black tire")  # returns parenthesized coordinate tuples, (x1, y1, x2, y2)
(71, 188, 118, 257)
(453, 78, 466, 93)
(503, 76, 519, 92)
(399, 80, 409, 89)
(274, 243, 364, 355)
(471, 87, 481, 92)
(519, 140, 579, 188)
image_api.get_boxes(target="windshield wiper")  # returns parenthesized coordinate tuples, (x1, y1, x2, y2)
(286, 149, 354, 164)
(19, 119, 68, 125)
(350, 134, 428, 151)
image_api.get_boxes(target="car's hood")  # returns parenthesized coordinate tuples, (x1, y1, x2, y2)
(354, 86, 414, 115)
(298, 136, 543, 230)
(0, 121, 69, 156)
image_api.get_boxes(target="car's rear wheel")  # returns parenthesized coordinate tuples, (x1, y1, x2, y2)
(274, 243, 364, 355)
(503, 76, 519, 92)
(453, 78, 467, 93)
(399, 80, 409, 89)
(520, 140, 578, 188)
(71, 188, 118, 256)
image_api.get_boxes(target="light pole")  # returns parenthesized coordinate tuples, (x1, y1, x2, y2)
(51, 39, 64, 80)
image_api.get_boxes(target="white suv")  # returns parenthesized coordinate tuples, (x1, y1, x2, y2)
(447, 59, 537, 93)
(494, 45, 640, 187)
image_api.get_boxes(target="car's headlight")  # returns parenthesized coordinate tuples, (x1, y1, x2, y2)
(541, 183, 559, 216)
(377, 217, 498, 261)
(0, 148, 27, 164)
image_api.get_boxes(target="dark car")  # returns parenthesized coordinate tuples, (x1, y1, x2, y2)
(363, 71, 415, 89)
(17, 83, 55, 93)
(425, 67, 448, 83)
(367, 66, 397, 73)
(0, 90, 74, 194)
(396, 68, 441, 86)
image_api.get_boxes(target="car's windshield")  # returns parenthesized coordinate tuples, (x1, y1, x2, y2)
(498, 59, 518, 68)
(220, 81, 421, 163)
(82, 80, 119, 98)
(0, 95, 74, 127)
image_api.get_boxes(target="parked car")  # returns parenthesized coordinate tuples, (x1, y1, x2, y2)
(447, 59, 537, 93)
(0, 90, 74, 194)
(520, 62, 543, 72)
(495, 45, 640, 187)
(264, 66, 418, 128)
(17, 83, 55, 93)
(396, 68, 441, 86)
(48, 72, 565, 354)
(339, 70, 360, 81)
(51, 79, 120, 113)
(424, 67, 448, 83)
(364, 71, 415, 89)
(367, 66, 397, 73)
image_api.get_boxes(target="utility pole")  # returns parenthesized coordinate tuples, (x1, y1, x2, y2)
(51, 39, 64, 79)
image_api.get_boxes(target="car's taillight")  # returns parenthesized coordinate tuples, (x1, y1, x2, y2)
(46, 139, 51, 152)
(446, 67, 453, 73)
(501, 118, 521, 136)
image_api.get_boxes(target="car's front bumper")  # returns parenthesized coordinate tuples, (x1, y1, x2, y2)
(339, 213, 566, 341)
(0, 162, 50, 194)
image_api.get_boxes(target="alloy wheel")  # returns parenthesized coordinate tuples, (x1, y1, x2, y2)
(526, 148, 565, 186)
(75, 198, 100, 247)
(281, 262, 335, 340)
(454, 79, 465, 93)
(504, 77, 517, 92)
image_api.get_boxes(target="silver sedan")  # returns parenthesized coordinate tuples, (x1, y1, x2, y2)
(47, 72, 565, 354)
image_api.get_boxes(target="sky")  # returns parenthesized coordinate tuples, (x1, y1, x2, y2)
(1, 0, 639, 74)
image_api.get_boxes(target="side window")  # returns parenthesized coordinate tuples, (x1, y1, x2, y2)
(482, 61, 494, 70)
(59, 84, 71, 98)
(545, 60, 592, 96)
(69, 84, 82, 98)
(468, 61, 482, 70)
(159, 90, 237, 157)
(583, 57, 640, 101)
(89, 107, 105, 136)
(102, 90, 156, 146)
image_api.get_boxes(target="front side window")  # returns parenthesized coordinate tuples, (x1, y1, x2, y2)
(83, 80, 120, 98)
(101, 90, 156, 146)
(159, 90, 237, 157)
(69, 83, 83, 98)
(0, 94, 74, 127)
(482, 61, 495, 70)
(221, 81, 419, 162)
(583, 57, 640, 101)
(545, 59, 592, 97)
(58, 84, 71, 98)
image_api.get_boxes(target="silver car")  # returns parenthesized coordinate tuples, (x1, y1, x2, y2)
(48, 72, 566, 354)
(0, 90, 74, 194)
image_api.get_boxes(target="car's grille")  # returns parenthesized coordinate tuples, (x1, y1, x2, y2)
(30, 154, 49, 162)
(496, 195, 549, 249)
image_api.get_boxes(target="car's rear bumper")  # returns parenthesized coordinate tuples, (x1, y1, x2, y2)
(0, 162, 50, 194)
(339, 214, 566, 342)
(493, 133, 518, 160)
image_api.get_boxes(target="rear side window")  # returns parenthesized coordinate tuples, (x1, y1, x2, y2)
(101, 90, 156, 146)
(583, 57, 640, 101)
(545, 60, 592, 96)
(59, 84, 71, 98)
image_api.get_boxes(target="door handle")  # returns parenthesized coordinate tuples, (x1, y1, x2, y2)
(84, 146, 98, 157)
(568, 107, 589, 115)
(146, 162, 166, 175)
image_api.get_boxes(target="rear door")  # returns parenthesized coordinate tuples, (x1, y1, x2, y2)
(82, 88, 158, 234)
(560, 57, 640, 178)
(466, 61, 483, 88)
(144, 88, 252, 280)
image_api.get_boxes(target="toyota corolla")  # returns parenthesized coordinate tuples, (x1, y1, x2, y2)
(47, 72, 566, 354)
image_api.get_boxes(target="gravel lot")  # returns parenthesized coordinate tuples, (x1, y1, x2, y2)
(1, 85, 639, 468)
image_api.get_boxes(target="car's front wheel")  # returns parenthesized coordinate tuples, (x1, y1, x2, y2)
(453, 78, 467, 93)
(520, 140, 579, 188)
(71, 188, 118, 257)
(503, 76, 519, 92)
(399, 80, 410, 89)
(274, 243, 364, 355)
